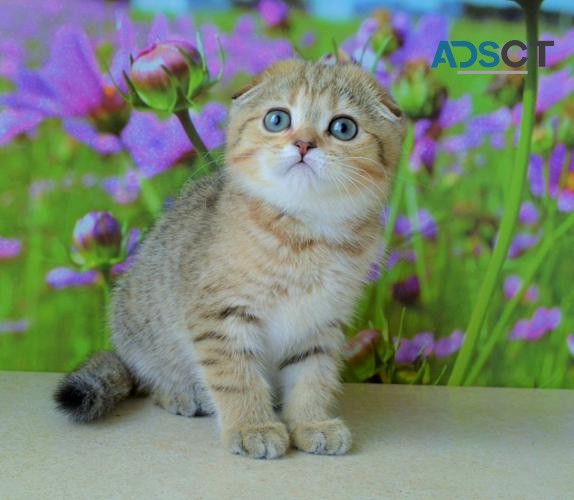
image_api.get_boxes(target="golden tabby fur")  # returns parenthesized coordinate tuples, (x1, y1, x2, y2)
(54, 59, 405, 459)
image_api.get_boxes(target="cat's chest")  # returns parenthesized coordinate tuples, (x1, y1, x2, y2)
(263, 247, 372, 354)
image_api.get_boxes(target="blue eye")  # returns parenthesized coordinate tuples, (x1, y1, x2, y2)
(329, 116, 358, 141)
(264, 109, 291, 132)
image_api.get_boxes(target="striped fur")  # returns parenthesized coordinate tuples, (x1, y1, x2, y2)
(54, 60, 405, 459)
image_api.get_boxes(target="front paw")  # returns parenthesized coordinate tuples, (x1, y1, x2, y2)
(223, 422, 289, 459)
(291, 418, 352, 455)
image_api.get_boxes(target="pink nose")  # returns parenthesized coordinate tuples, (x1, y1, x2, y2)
(294, 140, 316, 157)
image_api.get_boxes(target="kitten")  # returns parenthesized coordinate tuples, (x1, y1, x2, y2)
(54, 59, 405, 459)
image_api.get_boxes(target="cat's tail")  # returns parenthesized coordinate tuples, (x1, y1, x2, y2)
(54, 351, 135, 423)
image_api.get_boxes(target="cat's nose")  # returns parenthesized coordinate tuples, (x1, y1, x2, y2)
(294, 140, 316, 157)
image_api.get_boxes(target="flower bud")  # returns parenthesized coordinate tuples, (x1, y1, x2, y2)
(128, 41, 207, 113)
(392, 61, 447, 121)
(557, 103, 574, 148)
(392, 275, 420, 305)
(487, 68, 524, 108)
(344, 329, 381, 366)
(72, 211, 122, 267)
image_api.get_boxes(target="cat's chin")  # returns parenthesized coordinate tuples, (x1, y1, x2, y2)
(285, 161, 317, 178)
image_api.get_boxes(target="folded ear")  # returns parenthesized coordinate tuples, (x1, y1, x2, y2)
(318, 49, 353, 66)
(377, 88, 403, 122)
(231, 76, 263, 102)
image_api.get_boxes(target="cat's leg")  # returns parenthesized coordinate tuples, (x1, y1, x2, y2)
(190, 309, 289, 459)
(279, 326, 351, 455)
(152, 377, 215, 417)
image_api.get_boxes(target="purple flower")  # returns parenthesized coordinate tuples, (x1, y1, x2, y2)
(365, 244, 387, 282)
(391, 15, 449, 67)
(567, 335, 574, 357)
(0, 237, 22, 260)
(528, 145, 574, 212)
(433, 330, 464, 359)
(395, 215, 411, 238)
(344, 18, 379, 55)
(541, 29, 574, 67)
(46, 267, 100, 289)
(512, 70, 574, 122)
(393, 275, 420, 305)
(29, 180, 56, 200)
(193, 102, 227, 151)
(0, 108, 43, 147)
(366, 262, 382, 282)
(0, 319, 29, 335)
(411, 136, 437, 172)
(437, 95, 472, 130)
(503, 275, 539, 303)
(446, 107, 512, 153)
(2, 25, 128, 152)
(558, 155, 574, 212)
(395, 332, 434, 364)
(112, 228, 141, 276)
(121, 103, 227, 178)
(528, 154, 545, 198)
(509, 307, 561, 342)
(558, 190, 574, 212)
(395, 209, 438, 240)
(73, 211, 122, 252)
(519, 201, 539, 226)
(508, 232, 541, 259)
(259, 0, 289, 28)
(387, 250, 416, 270)
(549, 144, 567, 197)
(201, 16, 293, 81)
(0, 39, 24, 80)
(121, 111, 191, 178)
(4, 24, 122, 119)
(63, 118, 122, 155)
(102, 170, 141, 205)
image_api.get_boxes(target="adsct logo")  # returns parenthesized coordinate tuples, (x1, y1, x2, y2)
(432, 40, 554, 74)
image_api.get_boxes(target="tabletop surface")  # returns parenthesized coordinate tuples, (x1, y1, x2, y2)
(1, 371, 573, 500)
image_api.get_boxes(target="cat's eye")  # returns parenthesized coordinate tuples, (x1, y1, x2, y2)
(328, 116, 358, 141)
(263, 109, 291, 132)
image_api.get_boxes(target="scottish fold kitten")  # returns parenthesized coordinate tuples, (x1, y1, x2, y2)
(55, 59, 406, 459)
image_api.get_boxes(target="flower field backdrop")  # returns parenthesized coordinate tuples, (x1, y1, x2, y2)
(1, 0, 573, 388)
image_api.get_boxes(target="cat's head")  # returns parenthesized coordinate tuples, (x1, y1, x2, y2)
(225, 59, 406, 224)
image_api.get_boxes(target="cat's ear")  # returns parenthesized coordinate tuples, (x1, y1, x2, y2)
(377, 88, 403, 123)
(318, 50, 352, 66)
(231, 77, 263, 103)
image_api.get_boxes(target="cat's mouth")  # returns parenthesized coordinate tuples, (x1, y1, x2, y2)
(286, 160, 317, 177)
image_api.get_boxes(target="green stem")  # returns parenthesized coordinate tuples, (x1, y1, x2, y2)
(374, 122, 414, 320)
(175, 110, 215, 169)
(448, 4, 540, 386)
(382, 123, 415, 249)
(99, 266, 113, 351)
(465, 214, 574, 385)
(405, 172, 430, 304)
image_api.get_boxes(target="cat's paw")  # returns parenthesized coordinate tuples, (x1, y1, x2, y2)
(223, 422, 289, 459)
(290, 418, 352, 455)
(153, 391, 200, 417)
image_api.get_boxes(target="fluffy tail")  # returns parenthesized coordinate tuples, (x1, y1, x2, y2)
(54, 351, 134, 423)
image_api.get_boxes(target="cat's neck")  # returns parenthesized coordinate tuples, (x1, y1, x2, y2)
(224, 175, 381, 244)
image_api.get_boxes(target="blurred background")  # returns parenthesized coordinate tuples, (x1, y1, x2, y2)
(1, 0, 573, 388)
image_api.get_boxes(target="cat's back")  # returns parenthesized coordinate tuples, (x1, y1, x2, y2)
(114, 171, 226, 305)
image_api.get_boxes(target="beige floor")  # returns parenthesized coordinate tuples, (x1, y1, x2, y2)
(1, 372, 573, 500)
